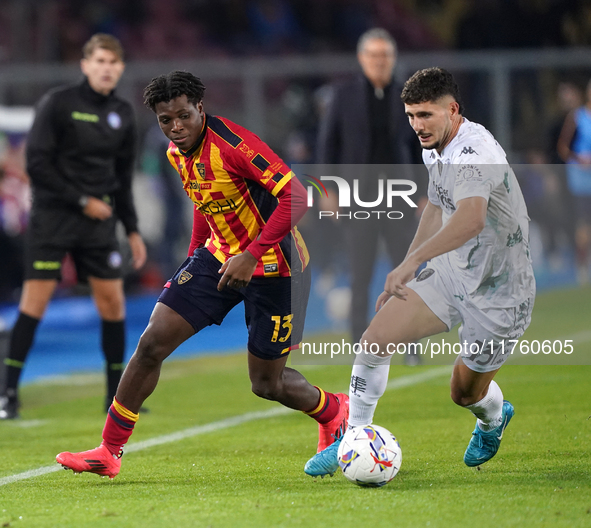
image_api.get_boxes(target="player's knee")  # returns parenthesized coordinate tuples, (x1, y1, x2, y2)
(450, 387, 479, 407)
(360, 327, 390, 354)
(135, 331, 167, 368)
(96, 295, 124, 320)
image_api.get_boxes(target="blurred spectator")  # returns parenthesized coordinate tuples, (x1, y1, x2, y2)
(557, 78, 591, 284)
(246, 0, 304, 54)
(0, 133, 30, 302)
(315, 28, 423, 346)
(516, 150, 567, 269)
(547, 81, 584, 251)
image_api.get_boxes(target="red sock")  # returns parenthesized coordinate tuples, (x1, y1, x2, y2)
(101, 398, 139, 456)
(304, 387, 340, 424)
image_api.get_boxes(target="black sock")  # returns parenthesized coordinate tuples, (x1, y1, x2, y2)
(3, 312, 40, 397)
(102, 320, 125, 402)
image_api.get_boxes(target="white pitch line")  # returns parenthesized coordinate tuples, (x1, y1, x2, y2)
(0, 367, 451, 487)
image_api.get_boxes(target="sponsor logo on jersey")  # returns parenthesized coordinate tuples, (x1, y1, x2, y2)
(433, 183, 456, 211)
(239, 142, 254, 158)
(460, 146, 478, 155)
(177, 270, 193, 284)
(201, 198, 238, 214)
(416, 268, 435, 282)
(189, 181, 212, 191)
(456, 164, 483, 183)
(72, 111, 99, 123)
(264, 263, 278, 274)
(108, 251, 122, 269)
(107, 112, 122, 129)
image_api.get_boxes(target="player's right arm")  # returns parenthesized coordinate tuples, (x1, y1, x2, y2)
(26, 91, 110, 218)
(404, 200, 442, 257)
(375, 197, 442, 311)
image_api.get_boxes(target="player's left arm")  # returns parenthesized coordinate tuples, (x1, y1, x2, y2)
(384, 196, 487, 300)
(113, 109, 146, 270)
(217, 126, 307, 290)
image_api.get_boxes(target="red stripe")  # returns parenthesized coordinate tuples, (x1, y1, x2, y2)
(227, 159, 266, 226)
(206, 217, 232, 256)
(223, 211, 252, 253)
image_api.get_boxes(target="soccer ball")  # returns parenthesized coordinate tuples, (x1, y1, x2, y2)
(337, 425, 402, 487)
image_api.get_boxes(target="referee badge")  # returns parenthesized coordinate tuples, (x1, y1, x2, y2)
(108, 251, 122, 269)
(178, 270, 193, 284)
(196, 163, 206, 179)
(107, 112, 122, 129)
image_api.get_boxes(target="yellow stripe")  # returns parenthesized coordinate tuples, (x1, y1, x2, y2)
(113, 398, 139, 423)
(270, 171, 292, 197)
(209, 144, 260, 253)
(304, 387, 326, 416)
(292, 227, 310, 268)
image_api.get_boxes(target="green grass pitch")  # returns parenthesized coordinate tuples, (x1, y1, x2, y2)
(0, 286, 590, 527)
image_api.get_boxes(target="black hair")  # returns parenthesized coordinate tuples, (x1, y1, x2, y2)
(143, 71, 206, 111)
(401, 67, 464, 114)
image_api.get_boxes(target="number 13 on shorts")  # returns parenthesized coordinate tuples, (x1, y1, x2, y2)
(270, 315, 293, 343)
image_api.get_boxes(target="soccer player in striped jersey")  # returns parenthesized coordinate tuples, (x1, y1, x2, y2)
(56, 71, 348, 479)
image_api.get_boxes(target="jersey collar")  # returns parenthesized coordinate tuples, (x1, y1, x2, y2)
(80, 78, 114, 104)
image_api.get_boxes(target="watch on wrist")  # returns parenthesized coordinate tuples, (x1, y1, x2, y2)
(78, 195, 89, 209)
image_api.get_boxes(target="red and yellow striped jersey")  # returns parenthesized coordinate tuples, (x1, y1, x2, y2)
(167, 114, 309, 278)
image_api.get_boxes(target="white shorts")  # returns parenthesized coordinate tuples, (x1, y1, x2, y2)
(407, 259, 535, 373)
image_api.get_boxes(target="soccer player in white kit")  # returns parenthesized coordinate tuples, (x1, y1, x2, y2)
(305, 67, 536, 476)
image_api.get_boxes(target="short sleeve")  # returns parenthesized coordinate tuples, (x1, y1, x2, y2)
(452, 160, 506, 203)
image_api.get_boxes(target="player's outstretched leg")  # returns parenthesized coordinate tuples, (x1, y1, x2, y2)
(56, 303, 194, 479)
(305, 350, 391, 477)
(464, 400, 514, 467)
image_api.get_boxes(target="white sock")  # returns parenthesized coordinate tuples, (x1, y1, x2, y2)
(465, 380, 504, 432)
(348, 352, 392, 427)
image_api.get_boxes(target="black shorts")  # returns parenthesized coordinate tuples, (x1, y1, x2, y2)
(158, 248, 311, 360)
(24, 207, 122, 282)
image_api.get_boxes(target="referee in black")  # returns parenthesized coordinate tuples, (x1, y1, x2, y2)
(0, 34, 146, 419)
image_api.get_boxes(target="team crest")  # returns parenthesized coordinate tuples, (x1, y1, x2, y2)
(177, 270, 193, 284)
(196, 163, 206, 179)
(416, 268, 435, 282)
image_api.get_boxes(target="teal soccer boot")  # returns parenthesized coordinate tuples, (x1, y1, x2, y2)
(464, 400, 514, 467)
(304, 437, 341, 477)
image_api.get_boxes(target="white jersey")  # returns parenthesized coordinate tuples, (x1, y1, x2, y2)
(422, 118, 535, 308)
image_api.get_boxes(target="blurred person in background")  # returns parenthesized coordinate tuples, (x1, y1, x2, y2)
(548, 81, 584, 252)
(0, 133, 29, 302)
(557, 78, 591, 284)
(0, 34, 146, 420)
(315, 28, 424, 358)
